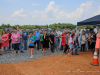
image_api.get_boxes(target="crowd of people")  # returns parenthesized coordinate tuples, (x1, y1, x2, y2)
(0, 26, 100, 59)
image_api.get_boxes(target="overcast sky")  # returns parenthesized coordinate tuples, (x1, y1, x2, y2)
(0, 0, 100, 25)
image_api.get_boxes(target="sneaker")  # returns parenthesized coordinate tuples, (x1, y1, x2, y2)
(30, 56, 33, 59)
(81, 52, 83, 53)
(84, 52, 85, 53)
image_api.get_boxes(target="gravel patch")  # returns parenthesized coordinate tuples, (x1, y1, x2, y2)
(0, 48, 64, 63)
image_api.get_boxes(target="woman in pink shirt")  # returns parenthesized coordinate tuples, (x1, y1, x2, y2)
(11, 29, 20, 56)
(1, 30, 10, 54)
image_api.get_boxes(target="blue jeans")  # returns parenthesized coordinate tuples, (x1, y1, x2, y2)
(72, 44, 78, 54)
(36, 40, 40, 50)
(23, 40, 27, 49)
(50, 43, 55, 52)
(60, 42, 63, 50)
(20, 38, 23, 51)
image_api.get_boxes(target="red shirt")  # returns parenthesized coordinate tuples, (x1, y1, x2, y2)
(8, 33, 11, 39)
(61, 33, 67, 45)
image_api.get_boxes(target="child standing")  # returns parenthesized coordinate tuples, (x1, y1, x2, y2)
(68, 33, 75, 56)
(80, 30, 86, 53)
(32, 32, 37, 54)
(39, 31, 44, 52)
(28, 33, 35, 58)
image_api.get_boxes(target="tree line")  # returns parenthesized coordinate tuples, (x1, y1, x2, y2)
(0, 23, 94, 30)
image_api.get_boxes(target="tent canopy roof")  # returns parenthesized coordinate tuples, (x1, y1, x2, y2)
(77, 15, 100, 26)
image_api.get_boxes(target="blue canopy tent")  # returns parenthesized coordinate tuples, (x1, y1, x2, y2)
(77, 15, 100, 26)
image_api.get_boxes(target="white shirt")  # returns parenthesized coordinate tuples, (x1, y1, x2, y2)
(56, 30, 61, 36)
(73, 31, 79, 41)
(94, 28, 97, 34)
(82, 35, 86, 44)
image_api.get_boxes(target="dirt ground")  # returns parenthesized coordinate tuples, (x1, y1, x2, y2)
(0, 51, 100, 75)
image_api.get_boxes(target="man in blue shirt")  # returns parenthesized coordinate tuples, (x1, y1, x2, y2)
(94, 26, 98, 34)
(85, 27, 90, 34)
(35, 28, 40, 50)
(23, 28, 28, 50)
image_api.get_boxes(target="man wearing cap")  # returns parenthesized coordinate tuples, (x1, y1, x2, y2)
(85, 27, 89, 34)
(16, 26, 24, 53)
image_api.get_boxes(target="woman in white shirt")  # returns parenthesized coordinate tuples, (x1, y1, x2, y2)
(80, 30, 86, 53)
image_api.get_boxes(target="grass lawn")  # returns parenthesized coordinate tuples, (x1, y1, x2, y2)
(0, 29, 3, 35)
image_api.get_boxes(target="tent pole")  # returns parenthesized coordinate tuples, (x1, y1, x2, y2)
(76, 26, 77, 30)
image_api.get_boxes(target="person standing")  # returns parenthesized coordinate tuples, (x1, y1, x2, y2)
(85, 27, 90, 34)
(61, 30, 67, 51)
(80, 30, 86, 53)
(32, 32, 37, 54)
(43, 31, 49, 56)
(64, 31, 70, 54)
(11, 29, 20, 56)
(0, 35, 2, 55)
(16, 26, 24, 53)
(56, 27, 61, 44)
(7, 30, 11, 50)
(49, 31, 55, 53)
(1, 30, 10, 54)
(23, 28, 28, 50)
(72, 30, 79, 55)
(28, 34, 35, 58)
(85, 27, 89, 51)
(94, 26, 98, 34)
(95, 29, 100, 53)
(39, 31, 44, 52)
(54, 30, 59, 51)
(35, 28, 40, 50)
(88, 28, 96, 53)
(68, 33, 75, 56)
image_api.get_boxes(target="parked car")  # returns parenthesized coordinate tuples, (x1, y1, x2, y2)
(4, 28, 12, 33)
